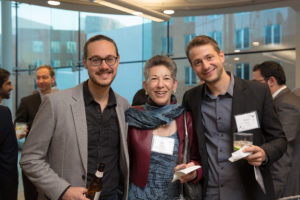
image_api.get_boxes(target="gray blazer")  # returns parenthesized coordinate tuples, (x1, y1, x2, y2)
(20, 83, 130, 200)
(271, 87, 300, 198)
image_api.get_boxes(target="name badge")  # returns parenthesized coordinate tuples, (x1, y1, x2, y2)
(151, 135, 175, 155)
(234, 111, 260, 132)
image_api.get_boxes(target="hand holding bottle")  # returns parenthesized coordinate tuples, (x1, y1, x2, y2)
(62, 187, 89, 200)
(86, 163, 105, 200)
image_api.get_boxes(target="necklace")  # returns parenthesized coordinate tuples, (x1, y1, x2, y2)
(160, 123, 168, 128)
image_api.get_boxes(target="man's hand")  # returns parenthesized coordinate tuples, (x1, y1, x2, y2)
(243, 145, 266, 166)
(174, 162, 197, 183)
(62, 187, 89, 200)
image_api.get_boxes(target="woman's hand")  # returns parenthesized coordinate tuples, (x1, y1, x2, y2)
(174, 162, 197, 183)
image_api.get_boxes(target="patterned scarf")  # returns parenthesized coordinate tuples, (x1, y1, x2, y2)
(125, 95, 184, 129)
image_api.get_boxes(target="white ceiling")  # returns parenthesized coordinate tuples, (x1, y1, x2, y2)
(11, 0, 300, 17)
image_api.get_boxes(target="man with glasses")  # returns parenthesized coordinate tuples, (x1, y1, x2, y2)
(20, 35, 130, 200)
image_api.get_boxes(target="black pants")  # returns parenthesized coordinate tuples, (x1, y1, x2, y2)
(22, 171, 38, 200)
(0, 178, 18, 200)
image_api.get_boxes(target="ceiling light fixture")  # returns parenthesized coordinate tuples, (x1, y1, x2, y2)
(234, 57, 240, 61)
(47, 1, 60, 6)
(91, 0, 170, 22)
(164, 10, 174, 15)
(252, 41, 260, 46)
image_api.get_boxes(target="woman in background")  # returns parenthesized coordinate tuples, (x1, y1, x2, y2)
(126, 55, 202, 200)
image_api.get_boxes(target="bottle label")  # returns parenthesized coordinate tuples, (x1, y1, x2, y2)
(94, 191, 101, 200)
(95, 171, 103, 178)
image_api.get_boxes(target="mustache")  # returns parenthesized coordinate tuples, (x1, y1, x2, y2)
(95, 69, 113, 75)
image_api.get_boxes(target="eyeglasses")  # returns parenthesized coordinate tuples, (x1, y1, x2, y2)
(88, 56, 118, 67)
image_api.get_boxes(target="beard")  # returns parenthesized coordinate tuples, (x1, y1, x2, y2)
(203, 66, 224, 84)
(90, 69, 116, 88)
(0, 90, 11, 99)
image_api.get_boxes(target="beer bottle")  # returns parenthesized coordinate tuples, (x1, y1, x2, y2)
(86, 163, 105, 200)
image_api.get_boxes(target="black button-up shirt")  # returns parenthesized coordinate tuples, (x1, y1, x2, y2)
(83, 81, 120, 199)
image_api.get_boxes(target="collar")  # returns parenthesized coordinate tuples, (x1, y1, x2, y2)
(272, 85, 287, 99)
(83, 80, 116, 107)
(204, 71, 234, 99)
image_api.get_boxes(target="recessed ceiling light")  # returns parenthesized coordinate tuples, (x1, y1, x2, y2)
(164, 10, 175, 15)
(234, 57, 240, 61)
(234, 49, 240, 53)
(47, 1, 60, 6)
(252, 41, 260, 46)
(133, 11, 143, 16)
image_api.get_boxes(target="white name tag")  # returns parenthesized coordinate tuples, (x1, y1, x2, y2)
(151, 135, 175, 155)
(234, 111, 260, 132)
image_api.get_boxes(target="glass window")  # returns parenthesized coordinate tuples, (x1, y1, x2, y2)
(184, 66, 198, 85)
(51, 60, 61, 67)
(163, 18, 173, 26)
(208, 14, 222, 19)
(33, 41, 43, 52)
(184, 34, 195, 48)
(184, 66, 190, 85)
(56, 68, 79, 90)
(235, 63, 250, 80)
(274, 24, 281, 44)
(10, 4, 297, 115)
(209, 31, 222, 49)
(66, 41, 76, 54)
(162, 36, 173, 55)
(66, 60, 73, 67)
(51, 41, 60, 53)
(264, 24, 281, 44)
(33, 60, 43, 67)
(235, 28, 250, 49)
(184, 16, 196, 23)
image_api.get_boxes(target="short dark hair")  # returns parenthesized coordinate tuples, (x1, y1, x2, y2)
(0, 68, 10, 87)
(253, 61, 286, 85)
(186, 35, 221, 63)
(83, 34, 119, 59)
(37, 65, 55, 77)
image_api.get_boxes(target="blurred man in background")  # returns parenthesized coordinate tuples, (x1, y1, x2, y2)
(253, 61, 300, 199)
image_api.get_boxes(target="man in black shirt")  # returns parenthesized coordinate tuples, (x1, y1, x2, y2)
(20, 35, 130, 200)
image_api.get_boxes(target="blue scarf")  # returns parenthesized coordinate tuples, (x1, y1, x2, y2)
(125, 96, 184, 129)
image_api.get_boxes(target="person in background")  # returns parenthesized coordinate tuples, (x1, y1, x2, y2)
(292, 87, 300, 98)
(20, 35, 130, 200)
(183, 35, 287, 200)
(15, 65, 56, 135)
(126, 55, 202, 200)
(131, 88, 148, 106)
(15, 65, 55, 200)
(0, 68, 13, 105)
(253, 61, 300, 199)
(0, 68, 18, 200)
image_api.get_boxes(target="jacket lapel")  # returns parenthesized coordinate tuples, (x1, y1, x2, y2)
(115, 96, 129, 168)
(231, 77, 247, 133)
(70, 84, 88, 174)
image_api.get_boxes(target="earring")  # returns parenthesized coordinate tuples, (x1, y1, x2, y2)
(173, 90, 176, 94)
(145, 90, 148, 95)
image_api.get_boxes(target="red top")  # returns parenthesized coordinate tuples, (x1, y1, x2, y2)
(127, 107, 203, 188)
